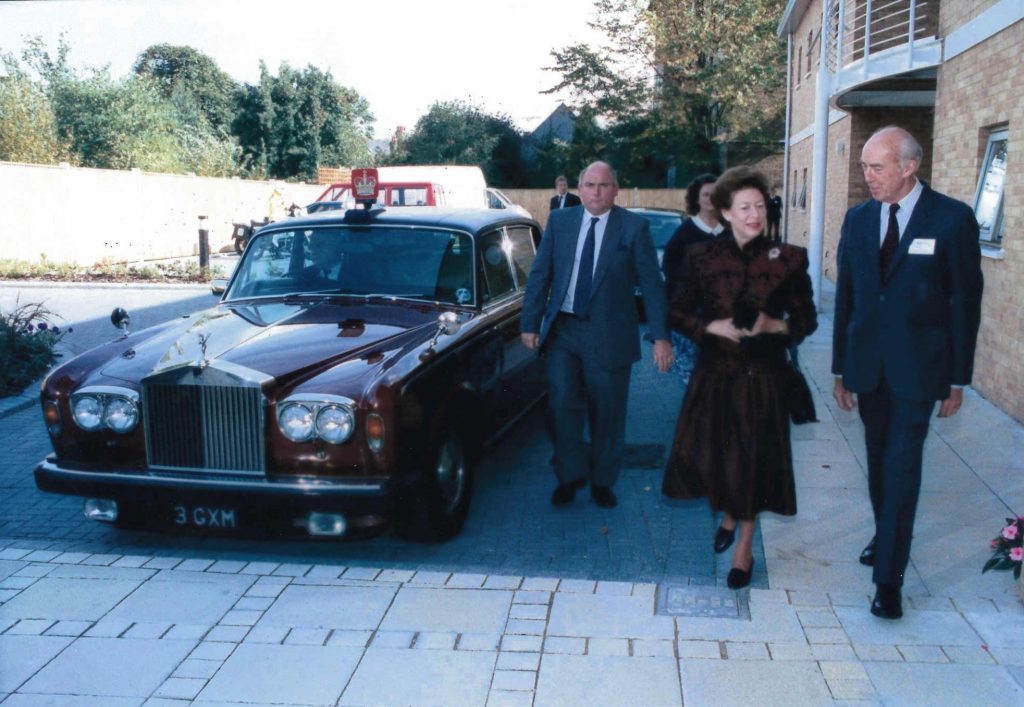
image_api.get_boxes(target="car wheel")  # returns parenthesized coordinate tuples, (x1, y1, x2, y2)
(395, 426, 474, 543)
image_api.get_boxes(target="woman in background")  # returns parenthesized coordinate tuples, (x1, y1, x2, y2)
(661, 174, 726, 388)
(661, 166, 817, 589)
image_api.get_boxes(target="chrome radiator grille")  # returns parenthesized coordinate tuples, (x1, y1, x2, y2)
(144, 375, 266, 475)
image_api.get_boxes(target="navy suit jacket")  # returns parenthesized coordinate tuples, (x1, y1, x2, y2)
(832, 184, 983, 402)
(521, 204, 669, 368)
(550, 193, 581, 210)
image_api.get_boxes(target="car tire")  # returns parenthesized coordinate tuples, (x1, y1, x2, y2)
(395, 426, 474, 543)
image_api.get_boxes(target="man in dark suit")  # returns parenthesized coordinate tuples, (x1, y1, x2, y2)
(550, 175, 582, 211)
(522, 161, 673, 509)
(832, 126, 983, 619)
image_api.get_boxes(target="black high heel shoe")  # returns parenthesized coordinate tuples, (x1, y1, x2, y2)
(714, 525, 736, 554)
(727, 557, 755, 590)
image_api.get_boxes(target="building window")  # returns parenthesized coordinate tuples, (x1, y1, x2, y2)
(791, 169, 798, 207)
(799, 168, 808, 210)
(807, 31, 814, 76)
(796, 47, 802, 87)
(974, 128, 1008, 243)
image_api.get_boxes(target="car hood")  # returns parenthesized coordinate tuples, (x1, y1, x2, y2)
(100, 299, 446, 383)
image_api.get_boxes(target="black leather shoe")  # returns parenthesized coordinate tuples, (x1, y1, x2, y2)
(714, 525, 736, 554)
(727, 557, 755, 590)
(859, 537, 876, 566)
(870, 583, 902, 619)
(551, 479, 585, 506)
(590, 485, 618, 508)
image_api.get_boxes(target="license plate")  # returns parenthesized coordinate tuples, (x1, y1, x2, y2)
(172, 504, 238, 530)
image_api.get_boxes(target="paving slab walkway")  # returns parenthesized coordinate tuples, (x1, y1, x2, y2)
(0, 280, 1022, 705)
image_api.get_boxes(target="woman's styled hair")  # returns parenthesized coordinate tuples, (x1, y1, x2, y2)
(685, 173, 718, 216)
(710, 166, 771, 213)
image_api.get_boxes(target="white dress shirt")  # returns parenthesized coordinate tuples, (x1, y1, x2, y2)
(879, 179, 923, 246)
(561, 210, 610, 313)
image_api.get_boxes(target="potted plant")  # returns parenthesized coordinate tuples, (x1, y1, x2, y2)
(982, 516, 1024, 600)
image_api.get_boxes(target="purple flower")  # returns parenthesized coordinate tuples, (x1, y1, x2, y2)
(26, 323, 35, 332)
(52, 326, 61, 335)
(37, 322, 48, 331)
(67, 327, 74, 333)
(1011, 547, 1024, 562)
(1002, 525, 1019, 541)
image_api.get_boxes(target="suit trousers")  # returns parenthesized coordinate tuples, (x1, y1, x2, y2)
(858, 375, 936, 587)
(545, 314, 632, 488)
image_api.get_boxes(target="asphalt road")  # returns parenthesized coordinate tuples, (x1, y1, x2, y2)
(0, 281, 755, 587)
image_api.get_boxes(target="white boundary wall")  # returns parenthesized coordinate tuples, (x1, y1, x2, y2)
(0, 162, 324, 264)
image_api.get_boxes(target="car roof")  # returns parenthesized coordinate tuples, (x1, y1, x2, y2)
(264, 206, 539, 234)
(627, 206, 686, 217)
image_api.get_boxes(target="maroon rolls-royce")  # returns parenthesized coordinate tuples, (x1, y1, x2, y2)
(34, 207, 545, 541)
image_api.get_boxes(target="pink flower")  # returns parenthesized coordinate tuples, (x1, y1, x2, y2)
(1002, 525, 1020, 541)
(1010, 547, 1024, 562)
(990, 539, 999, 549)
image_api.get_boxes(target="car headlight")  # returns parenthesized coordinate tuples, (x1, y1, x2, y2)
(278, 402, 315, 442)
(277, 395, 358, 445)
(70, 387, 140, 434)
(72, 395, 104, 431)
(103, 397, 139, 433)
(316, 405, 355, 445)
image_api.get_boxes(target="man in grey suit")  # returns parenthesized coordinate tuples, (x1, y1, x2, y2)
(521, 161, 674, 508)
(833, 126, 984, 619)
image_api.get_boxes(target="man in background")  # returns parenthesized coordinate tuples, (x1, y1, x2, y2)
(550, 175, 582, 210)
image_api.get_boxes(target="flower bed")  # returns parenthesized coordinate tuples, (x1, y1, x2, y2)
(0, 301, 71, 398)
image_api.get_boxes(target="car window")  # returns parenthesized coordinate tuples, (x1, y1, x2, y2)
(641, 214, 684, 249)
(476, 229, 516, 304)
(505, 226, 536, 288)
(226, 227, 474, 305)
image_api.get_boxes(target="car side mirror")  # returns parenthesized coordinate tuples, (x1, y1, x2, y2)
(210, 279, 228, 295)
(420, 312, 462, 361)
(110, 307, 131, 335)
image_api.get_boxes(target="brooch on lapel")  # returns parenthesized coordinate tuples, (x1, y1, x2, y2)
(768, 248, 781, 260)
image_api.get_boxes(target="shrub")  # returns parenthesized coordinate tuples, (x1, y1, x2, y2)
(0, 300, 72, 397)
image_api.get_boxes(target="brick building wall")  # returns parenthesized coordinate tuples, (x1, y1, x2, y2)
(930, 15, 1024, 420)
(941, 0, 1002, 31)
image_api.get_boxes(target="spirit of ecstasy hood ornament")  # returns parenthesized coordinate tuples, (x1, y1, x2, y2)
(196, 332, 210, 369)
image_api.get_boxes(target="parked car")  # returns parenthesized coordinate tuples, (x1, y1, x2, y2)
(487, 187, 533, 218)
(34, 207, 546, 542)
(627, 207, 685, 267)
(626, 206, 685, 322)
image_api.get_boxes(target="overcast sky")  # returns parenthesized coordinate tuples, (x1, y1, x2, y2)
(0, 0, 607, 137)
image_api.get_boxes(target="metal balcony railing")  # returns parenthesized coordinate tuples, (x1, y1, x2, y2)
(824, 0, 943, 95)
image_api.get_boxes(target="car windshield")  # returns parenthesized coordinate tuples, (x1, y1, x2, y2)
(225, 226, 476, 305)
(641, 213, 684, 249)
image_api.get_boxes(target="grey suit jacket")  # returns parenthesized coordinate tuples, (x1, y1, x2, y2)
(521, 204, 668, 368)
(832, 184, 984, 401)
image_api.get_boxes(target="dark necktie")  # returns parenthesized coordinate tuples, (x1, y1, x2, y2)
(879, 203, 900, 280)
(573, 217, 599, 317)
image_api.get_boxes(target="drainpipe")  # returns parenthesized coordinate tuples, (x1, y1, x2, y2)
(781, 32, 793, 243)
(808, 1, 832, 311)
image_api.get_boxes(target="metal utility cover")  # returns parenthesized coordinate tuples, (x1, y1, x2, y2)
(656, 584, 751, 620)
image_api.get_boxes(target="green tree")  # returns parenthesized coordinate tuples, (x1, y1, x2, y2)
(546, 0, 786, 179)
(48, 71, 183, 171)
(0, 55, 71, 163)
(132, 44, 240, 134)
(393, 100, 526, 186)
(233, 62, 373, 180)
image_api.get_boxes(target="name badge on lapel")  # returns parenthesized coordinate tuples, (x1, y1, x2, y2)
(908, 238, 936, 255)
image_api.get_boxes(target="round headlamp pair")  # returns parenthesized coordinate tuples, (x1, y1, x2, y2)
(277, 396, 355, 444)
(70, 387, 140, 434)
